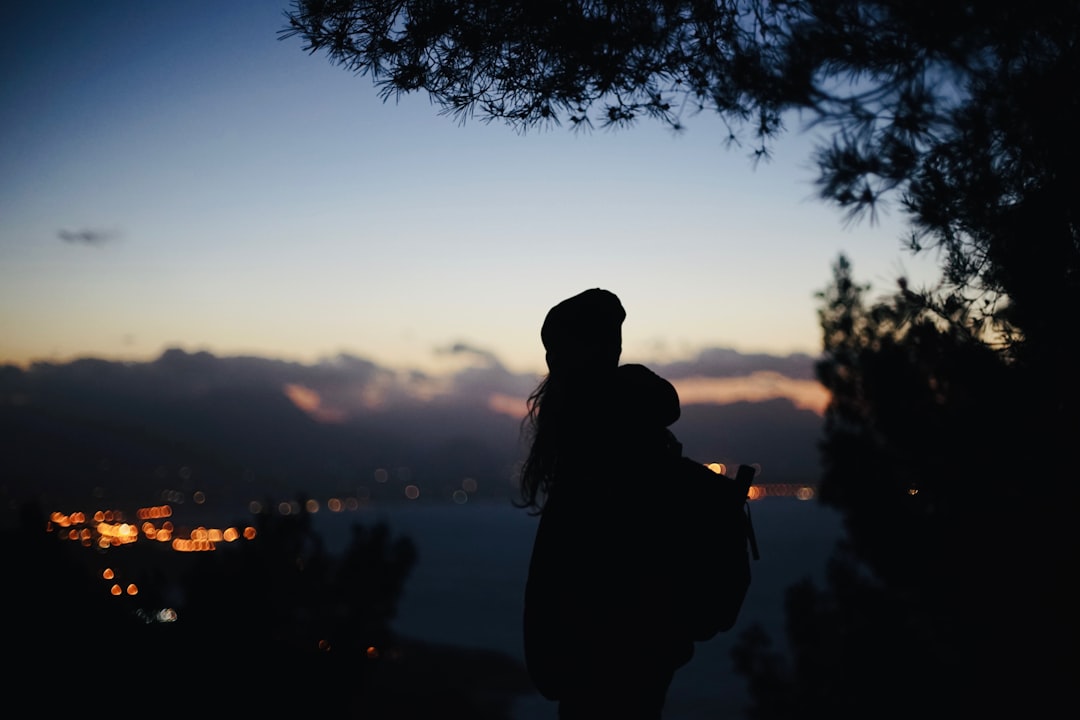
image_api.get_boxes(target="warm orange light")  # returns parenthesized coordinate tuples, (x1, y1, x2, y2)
(305, 499, 319, 513)
(103, 568, 115, 580)
(672, 373, 830, 415)
(366, 646, 379, 659)
(110, 584, 122, 596)
(126, 584, 138, 596)
(706, 462, 727, 475)
(243, 527, 257, 540)
(171, 538, 216, 552)
(223, 528, 239, 542)
(328, 498, 342, 512)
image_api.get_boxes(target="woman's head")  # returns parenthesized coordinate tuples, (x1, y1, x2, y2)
(518, 289, 626, 511)
(540, 288, 625, 375)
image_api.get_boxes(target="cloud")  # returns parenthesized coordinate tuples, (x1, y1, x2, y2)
(8, 345, 827, 426)
(647, 348, 827, 414)
(58, 228, 119, 246)
(672, 372, 829, 415)
(282, 383, 347, 423)
(435, 342, 501, 367)
(652, 347, 819, 381)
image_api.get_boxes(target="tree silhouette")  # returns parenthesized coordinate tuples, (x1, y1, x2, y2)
(3, 497, 528, 717)
(171, 495, 418, 713)
(281, 2, 1080, 715)
(730, 257, 1076, 718)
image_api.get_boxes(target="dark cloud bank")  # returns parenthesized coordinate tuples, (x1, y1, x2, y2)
(0, 347, 824, 523)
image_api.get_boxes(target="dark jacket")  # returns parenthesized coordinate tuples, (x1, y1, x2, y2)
(522, 365, 751, 701)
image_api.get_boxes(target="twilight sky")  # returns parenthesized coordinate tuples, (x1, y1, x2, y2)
(1, 1, 939, 382)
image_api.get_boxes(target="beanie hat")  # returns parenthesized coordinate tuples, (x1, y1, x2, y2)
(541, 289, 625, 372)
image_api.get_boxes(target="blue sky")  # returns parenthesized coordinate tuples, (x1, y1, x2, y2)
(1, 1, 939, 379)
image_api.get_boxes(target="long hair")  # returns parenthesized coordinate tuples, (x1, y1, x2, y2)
(516, 375, 557, 513)
(516, 366, 614, 513)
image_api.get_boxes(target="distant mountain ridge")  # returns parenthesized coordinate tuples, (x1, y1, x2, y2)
(1, 350, 824, 523)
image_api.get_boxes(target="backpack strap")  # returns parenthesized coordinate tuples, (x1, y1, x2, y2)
(735, 465, 761, 561)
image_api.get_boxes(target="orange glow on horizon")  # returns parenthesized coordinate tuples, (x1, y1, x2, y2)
(672, 372, 830, 415)
(283, 383, 347, 423)
(488, 372, 829, 421)
(488, 393, 528, 418)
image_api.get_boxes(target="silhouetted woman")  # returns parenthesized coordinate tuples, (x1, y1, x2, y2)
(518, 288, 697, 720)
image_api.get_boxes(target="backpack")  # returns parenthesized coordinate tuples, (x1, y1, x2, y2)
(668, 458, 759, 641)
